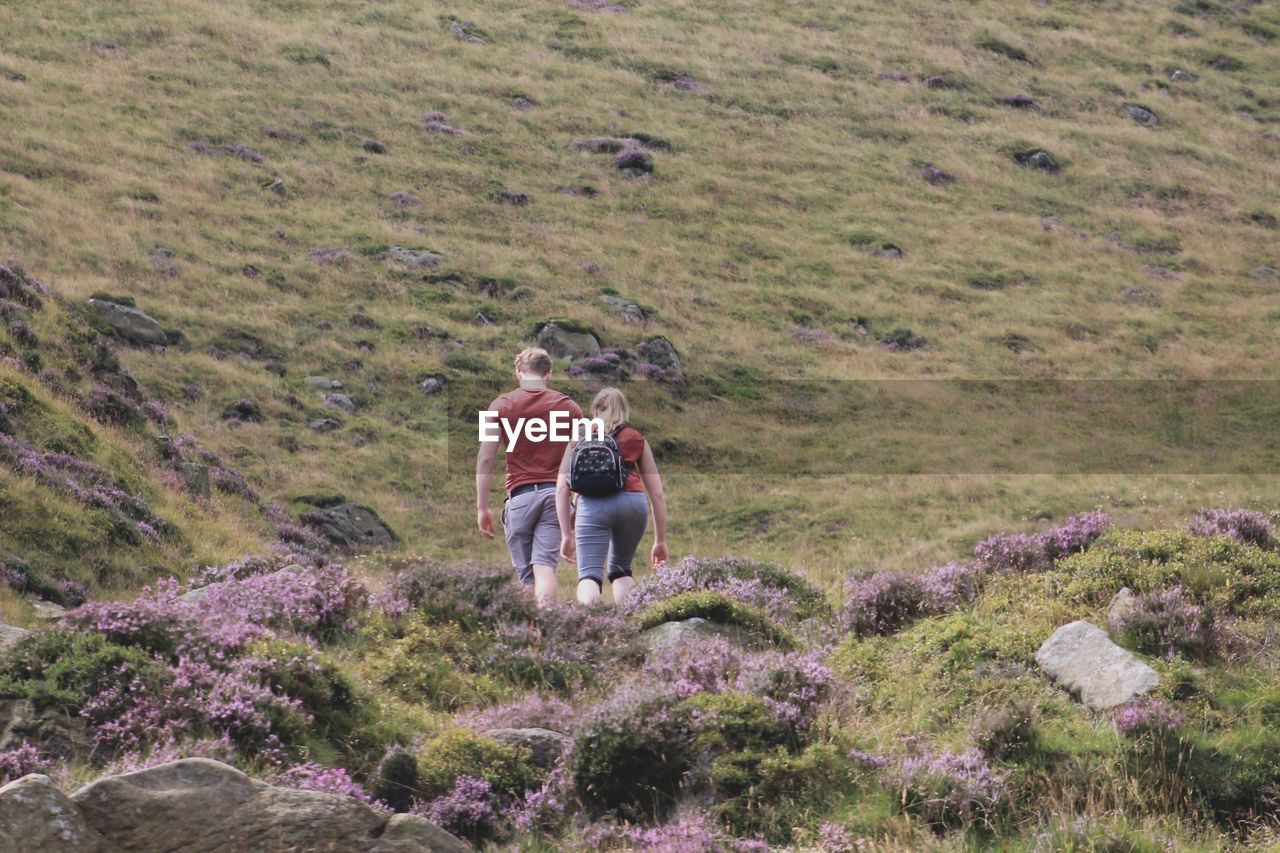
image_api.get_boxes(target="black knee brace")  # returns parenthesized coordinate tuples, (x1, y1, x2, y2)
(607, 567, 633, 583)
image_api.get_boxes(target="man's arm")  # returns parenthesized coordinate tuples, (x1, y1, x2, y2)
(476, 397, 503, 537)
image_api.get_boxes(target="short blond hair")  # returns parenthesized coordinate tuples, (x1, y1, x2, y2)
(591, 387, 630, 431)
(514, 347, 553, 377)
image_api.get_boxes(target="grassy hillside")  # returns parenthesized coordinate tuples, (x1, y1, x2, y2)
(2, 0, 1280, 583)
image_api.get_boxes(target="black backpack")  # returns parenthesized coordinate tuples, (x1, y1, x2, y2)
(568, 425, 630, 497)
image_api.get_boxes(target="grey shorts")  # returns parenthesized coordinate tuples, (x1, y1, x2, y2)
(575, 491, 648, 587)
(502, 486, 561, 585)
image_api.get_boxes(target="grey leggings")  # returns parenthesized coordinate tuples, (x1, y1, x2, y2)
(575, 491, 649, 586)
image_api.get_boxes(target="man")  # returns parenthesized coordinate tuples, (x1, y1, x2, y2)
(476, 347, 583, 606)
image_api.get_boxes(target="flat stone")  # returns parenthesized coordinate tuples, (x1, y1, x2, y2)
(383, 247, 445, 269)
(305, 376, 343, 390)
(641, 617, 757, 654)
(88, 299, 168, 347)
(1035, 620, 1159, 711)
(534, 322, 601, 360)
(484, 728, 571, 768)
(301, 502, 395, 551)
(1122, 103, 1159, 126)
(0, 622, 30, 652)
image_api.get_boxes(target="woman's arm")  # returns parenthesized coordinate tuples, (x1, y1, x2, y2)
(638, 441, 668, 568)
(556, 441, 577, 561)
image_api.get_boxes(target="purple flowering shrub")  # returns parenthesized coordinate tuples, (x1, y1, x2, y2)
(0, 562, 378, 764)
(0, 742, 51, 784)
(269, 762, 385, 808)
(581, 810, 766, 852)
(839, 571, 925, 636)
(0, 555, 86, 606)
(415, 776, 498, 841)
(886, 748, 1006, 831)
(1114, 699, 1186, 737)
(975, 511, 1112, 572)
(623, 555, 828, 623)
(1186, 508, 1273, 547)
(1111, 586, 1218, 660)
(456, 692, 575, 732)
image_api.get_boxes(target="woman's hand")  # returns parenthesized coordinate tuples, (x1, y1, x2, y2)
(561, 536, 577, 563)
(651, 540, 668, 569)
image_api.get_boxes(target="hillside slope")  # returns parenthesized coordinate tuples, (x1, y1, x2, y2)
(2, 0, 1280, 580)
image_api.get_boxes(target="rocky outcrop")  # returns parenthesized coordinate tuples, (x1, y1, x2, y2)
(0, 775, 110, 852)
(0, 759, 469, 852)
(534, 321, 601, 361)
(0, 696, 92, 761)
(87, 299, 168, 347)
(1035, 620, 1159, 711)
(301, 502, 396, 551)
(484, 728, 571, 769)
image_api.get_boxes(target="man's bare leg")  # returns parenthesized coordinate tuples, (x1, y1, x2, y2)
(532, 564, 556, 608)
(610, 576, 634, 608)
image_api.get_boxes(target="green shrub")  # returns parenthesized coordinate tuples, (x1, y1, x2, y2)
(683, 691, 793, 753)
(708, 743, 846, 842)
(1189, 725, 1280, 821)
(417, 728, 541, 800)
(1048, 530, 1280, 616)
(0, 628, 169, 711)
(373, 749, 421, 813)
(637, 591, 794, 648)
(571, 685, 697, 821)
(364, 617, 500, 711)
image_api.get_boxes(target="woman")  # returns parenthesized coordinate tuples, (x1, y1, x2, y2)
(556, 387, 668, 606)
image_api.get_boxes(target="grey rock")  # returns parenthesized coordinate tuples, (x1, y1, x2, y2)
(1254, 265, 1277, 283)
(636, 336, 683, 380)
(362, 139, 387, 154)
(600, 294, 646, 324)
(178, 461, 211, 498)
(920, 164, 954, 184)
(32, 601, 65, 621)
(178, 585, 209, 604)
(1015, 149, 1060, 172)
(484, 728, 572, 768)
(87, 299, 168, 347)
(305, 376, 343, 390)
(512, 96, 534, 110)
(571, 137, 632, 154)
(1170, 69, 1196, 82)
(1122, 103, 1159, 126)
(323, 393, 357, 414)
(420, 376, 445, 395)
(874, 244, 903, 259)
(222, 399, 263, 422)
(1107, 587, 1137, 628)
(308, 417, 341, 433)
(449, 20, 486, 43)
(301, 502, 396, 551)
(494, 190, 530, 206)
(1035, 620, 1159, 711)
(0, 622, 30, 652)
(534, 322, 601, 360)
(641, 617, 757, 654)
(69, 758, 467, 853)
(616, 148, 654, 176)
(263, 178, 285, 196)
(0, 697, 91, 762)
(0, 775, 109, 852)
(384, 246, 445, 269)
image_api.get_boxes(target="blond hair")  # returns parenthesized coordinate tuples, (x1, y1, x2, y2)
(513, 347, 553, 377)
(591, 387, 630, 431)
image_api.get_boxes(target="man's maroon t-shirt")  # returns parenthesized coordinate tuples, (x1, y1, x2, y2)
(490, 387, 584, 494)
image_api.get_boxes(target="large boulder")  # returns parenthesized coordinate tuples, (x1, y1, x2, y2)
(0, 774, 110, 852)
(1034, 620, 1159, 711)
(88, 299, 168, 347)
(61, 758, 468, 852)
(534, 321, 601, 361)
(640, 617, 757, 654)
(0, 621, 29, 652)
(484, 728, 571, 769)
(301, 502, 396, 551)
(635, 336, 683, 381)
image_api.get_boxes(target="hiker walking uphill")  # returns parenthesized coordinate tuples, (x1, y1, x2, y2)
(476, 347, 583, 607)
(557, 387, 668, 607)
